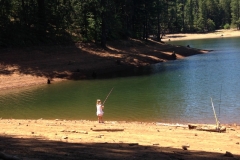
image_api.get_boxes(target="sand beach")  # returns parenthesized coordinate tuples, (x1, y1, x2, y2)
(162, 29, 240, 41)
(0, 119, 240, 160)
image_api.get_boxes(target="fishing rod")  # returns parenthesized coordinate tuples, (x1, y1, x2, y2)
(102, 87, 114, 105)
(211, 97, 220, 130)
(218, 85, 222, 120)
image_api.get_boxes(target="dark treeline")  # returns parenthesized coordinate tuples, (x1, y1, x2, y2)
(0, 0, 240, 47)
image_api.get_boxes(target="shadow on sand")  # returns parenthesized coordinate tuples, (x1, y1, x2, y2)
(0, 135, 238, 160)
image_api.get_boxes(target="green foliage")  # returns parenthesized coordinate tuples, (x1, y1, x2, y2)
(196, 17, 205, 32)
(231, 0, 240, 29)
(207, 19, 216, 31)
(236, 19, 240, 29)
(224, 23, 231, 29)
(219, 0, 231, 26)
(1, 0, 240, 47)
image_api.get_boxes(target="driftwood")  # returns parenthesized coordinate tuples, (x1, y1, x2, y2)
(128, 143, 138, 146)
(156, 123, 188, 128)
(0, 152, 21, 160)
(91, 128, 124, 132)
(60, 130, 88, 134)
(188, 124, 226, 132)
(188, 98, 226, 133)
(156, 123, 226, 132)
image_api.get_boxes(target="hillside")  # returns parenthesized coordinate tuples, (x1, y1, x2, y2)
(0, 39, 208, 90)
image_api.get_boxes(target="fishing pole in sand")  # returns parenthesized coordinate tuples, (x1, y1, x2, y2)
(102, 87, 114, 105)
(210, 97, 220, 130)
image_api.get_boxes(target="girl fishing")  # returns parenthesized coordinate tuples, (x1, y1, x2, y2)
(96, 99, 104, 123)
(96, 87, 114, 123)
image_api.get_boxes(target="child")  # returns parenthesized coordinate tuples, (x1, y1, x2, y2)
(96, 99, 104, 123)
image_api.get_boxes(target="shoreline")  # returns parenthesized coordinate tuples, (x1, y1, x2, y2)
(162, 29, 240, 41)
(3, 29, 240, 91)
(0, 41, 208, 91)
(0, 119, 239, 159)
(0, 118, 239, 126)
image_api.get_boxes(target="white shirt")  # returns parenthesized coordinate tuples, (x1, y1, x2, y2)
(96, 104, 104, 116)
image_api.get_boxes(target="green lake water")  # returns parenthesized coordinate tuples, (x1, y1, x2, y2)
(1, 37, 240, 124)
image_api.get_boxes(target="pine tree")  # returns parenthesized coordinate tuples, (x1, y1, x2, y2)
(231, 0, 240, 29)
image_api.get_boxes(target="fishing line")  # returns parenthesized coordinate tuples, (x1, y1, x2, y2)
(103, 87, 114, 105)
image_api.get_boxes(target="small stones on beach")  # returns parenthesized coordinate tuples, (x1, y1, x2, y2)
(224, 151, 234, 157)
(230, 128, 235, 131)
(153, 143, 159, 146)
(60, 130, 88, 134)
(171, 51, 176, 60)
(236, 142, 239, 145)
(128, 143, 138, 146)
(182, 144, 190, 150)
(195, 133, 198, 136)
(76, 131, 88, 134)
(62, 136, 68, 139)
(31, 132, 34, 134)
(182, 146, 188, 150)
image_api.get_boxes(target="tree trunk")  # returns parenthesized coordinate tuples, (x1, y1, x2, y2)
(157, 0, 161, 41)
(37, 0, 46, 40)
(101, 0, 106, 48)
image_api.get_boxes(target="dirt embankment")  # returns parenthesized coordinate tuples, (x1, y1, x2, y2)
(0, 39, 208, 90)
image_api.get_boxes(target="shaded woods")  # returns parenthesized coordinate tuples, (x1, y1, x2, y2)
(0, 0, 240, 48)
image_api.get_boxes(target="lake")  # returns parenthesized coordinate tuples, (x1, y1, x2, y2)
(1, 37, 240, 124)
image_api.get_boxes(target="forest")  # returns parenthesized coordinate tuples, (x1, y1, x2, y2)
(0, 0, 240, 48)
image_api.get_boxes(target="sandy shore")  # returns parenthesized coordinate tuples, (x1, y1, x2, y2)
(0, 119, 239, 160)
(162, 29, 240, 41)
